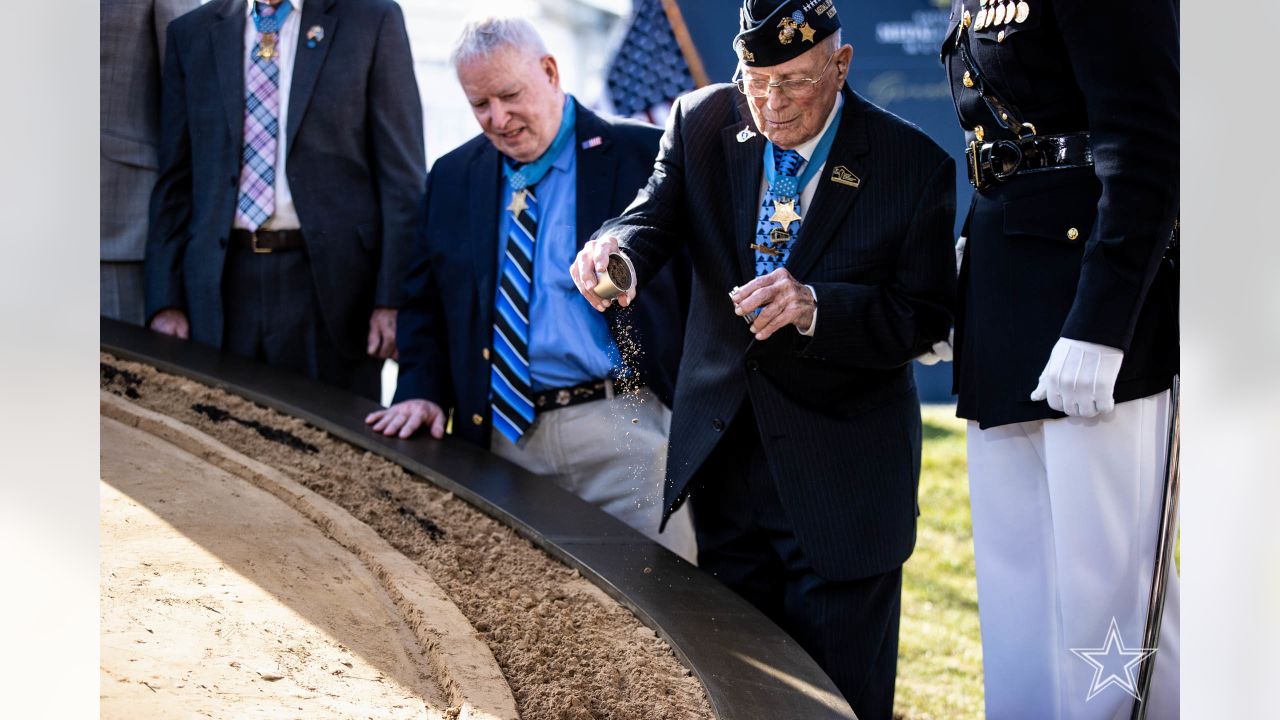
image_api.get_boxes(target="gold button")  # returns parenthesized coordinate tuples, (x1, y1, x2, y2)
(962, 71, 975, 88)
(1067, 227, 1080, 241)
(974, 125, 985, 141)
(471, 414, 483, 426)
(1000, 112, 1009, 122)
(962, 10, 972, 27)
(482, 347, 490, 361)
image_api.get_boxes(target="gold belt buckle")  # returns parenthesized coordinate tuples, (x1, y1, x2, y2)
(251, 231, 272, 254)
(967, 140, 985, 189)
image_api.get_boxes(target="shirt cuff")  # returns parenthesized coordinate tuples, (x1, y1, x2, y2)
(798, 284, 818, 336)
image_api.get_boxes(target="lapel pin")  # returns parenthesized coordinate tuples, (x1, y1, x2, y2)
(581, 136, 603, 150)
(306, 25, 324, 48)
(830, 165, 861, 188)
(736, 126, 757, 143)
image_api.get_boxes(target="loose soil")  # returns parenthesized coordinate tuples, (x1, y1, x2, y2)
(100, 416, 449, 719)
(101, 354, 712, 720)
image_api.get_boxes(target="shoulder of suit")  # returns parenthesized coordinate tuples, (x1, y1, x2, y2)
(589, 112, 663, 146)
(673, 83, 740, 118)
(169, 0, 223, 34)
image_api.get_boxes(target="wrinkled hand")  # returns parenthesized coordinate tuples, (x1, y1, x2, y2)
(367, 308, 397, 360)
(364, 398, 446, 439)
(730, 268, 815, 341)
(149, 308, 190, 340)
(1030, 337, 1125, 418)
(570, 235, 636, 311)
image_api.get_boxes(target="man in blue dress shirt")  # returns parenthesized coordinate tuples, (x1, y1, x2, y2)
(366, 16, 694, 561)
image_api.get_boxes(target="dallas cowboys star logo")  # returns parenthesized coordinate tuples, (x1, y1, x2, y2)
(1070, 617, 1157, 701)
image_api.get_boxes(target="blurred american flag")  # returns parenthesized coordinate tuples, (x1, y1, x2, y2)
(605, 0, 708, 125)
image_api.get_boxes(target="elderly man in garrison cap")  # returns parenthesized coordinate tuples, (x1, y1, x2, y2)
(572, 0, 956, 715)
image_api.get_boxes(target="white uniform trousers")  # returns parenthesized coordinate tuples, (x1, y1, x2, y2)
(490, 386, 697, 564)
(966, 390, 1179, 719)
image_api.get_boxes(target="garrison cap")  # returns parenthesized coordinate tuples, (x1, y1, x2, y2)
(733, 0, 841, 68)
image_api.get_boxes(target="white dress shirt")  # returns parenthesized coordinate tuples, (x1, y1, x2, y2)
(755, 92, 844, 335)
(234, 0, 302, 230)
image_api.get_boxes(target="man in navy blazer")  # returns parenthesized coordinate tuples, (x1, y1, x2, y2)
(145, 0, 425, 399)
(573, 2, 955, 716)
(366, 17, 693, 560)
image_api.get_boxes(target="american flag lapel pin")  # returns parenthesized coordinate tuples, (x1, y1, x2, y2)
(581, 136, 603, 150)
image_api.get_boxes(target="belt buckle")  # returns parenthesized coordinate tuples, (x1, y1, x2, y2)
(967, 140, 985, 189)
(251, 231, 272, 254)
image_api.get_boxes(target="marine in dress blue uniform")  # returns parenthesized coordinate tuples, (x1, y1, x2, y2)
(940, 1, 1180, 716)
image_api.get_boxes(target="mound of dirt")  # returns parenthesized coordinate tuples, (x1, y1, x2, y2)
(101, 354, 712, 720)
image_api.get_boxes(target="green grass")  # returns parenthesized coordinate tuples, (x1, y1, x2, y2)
(896, 406, 984, 720)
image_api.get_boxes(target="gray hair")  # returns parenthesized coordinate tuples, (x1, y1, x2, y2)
(450, 16, 549, 68)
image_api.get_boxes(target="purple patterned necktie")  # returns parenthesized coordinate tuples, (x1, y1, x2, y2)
(236, 1, 291, 230)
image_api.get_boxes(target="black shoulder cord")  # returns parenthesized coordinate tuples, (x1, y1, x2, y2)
(953, 21, 1036, 139)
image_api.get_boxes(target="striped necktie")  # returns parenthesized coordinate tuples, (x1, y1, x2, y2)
(490, 185, 539, 443)
(753, 146, 805, 276)
(235, 1, 290, 230)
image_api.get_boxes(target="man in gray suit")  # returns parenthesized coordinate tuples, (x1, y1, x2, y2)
(146, 0, 425, 399)
(100, 0, 199, 324)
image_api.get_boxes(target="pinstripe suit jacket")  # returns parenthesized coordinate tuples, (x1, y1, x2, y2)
(101, 0, 199, 262)
(603, 84, 956, 580)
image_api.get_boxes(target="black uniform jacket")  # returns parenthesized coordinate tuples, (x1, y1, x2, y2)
(394, 101, 689, 448)
(603, 84, 956, 581)
(942, 0, 1180, 428)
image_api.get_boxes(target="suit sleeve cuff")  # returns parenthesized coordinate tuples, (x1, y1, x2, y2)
(797, 284, 818, 336)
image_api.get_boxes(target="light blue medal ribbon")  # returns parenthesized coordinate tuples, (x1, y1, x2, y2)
(503, 95, 577, 190)
(760, 102, 843, 200)
(251, 0, 292, 33)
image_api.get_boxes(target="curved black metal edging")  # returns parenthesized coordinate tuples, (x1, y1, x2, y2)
(102, 318, 857, 720)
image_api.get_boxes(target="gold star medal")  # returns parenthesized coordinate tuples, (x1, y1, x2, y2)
(258, 32, 278, 60)
(507, 189, 529, 216)
(798, 22, 817, 43)
(769, 198, 802, 232)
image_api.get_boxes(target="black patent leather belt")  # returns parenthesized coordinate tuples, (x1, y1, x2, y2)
(231, 228, 306, 253)
(965, 132, 1093, 189)
(532, 378, 615, 413)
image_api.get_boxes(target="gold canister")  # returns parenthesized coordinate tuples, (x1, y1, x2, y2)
(592, 252, 634, 301)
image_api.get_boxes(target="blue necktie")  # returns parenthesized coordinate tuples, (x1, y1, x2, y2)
(490, 184, 538, 443)
(754, 147, 805, 276)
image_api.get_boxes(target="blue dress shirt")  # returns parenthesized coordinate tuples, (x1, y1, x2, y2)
(496, 98, 618, 392)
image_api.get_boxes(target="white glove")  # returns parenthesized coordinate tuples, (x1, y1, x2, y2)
(915, 329, 954, 366)
(1030, 337, 1124, 418)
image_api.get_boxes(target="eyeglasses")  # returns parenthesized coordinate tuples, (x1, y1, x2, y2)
(733, 52, 837, 99)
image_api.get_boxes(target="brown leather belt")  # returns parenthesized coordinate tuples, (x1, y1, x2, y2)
(230, 228, 305, 253)
(532, 378, 615, 412)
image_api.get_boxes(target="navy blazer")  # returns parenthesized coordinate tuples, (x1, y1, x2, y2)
(145, 0, 426, 357)
(603, 85, 956, 581)
(395, 101, 688, 447)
